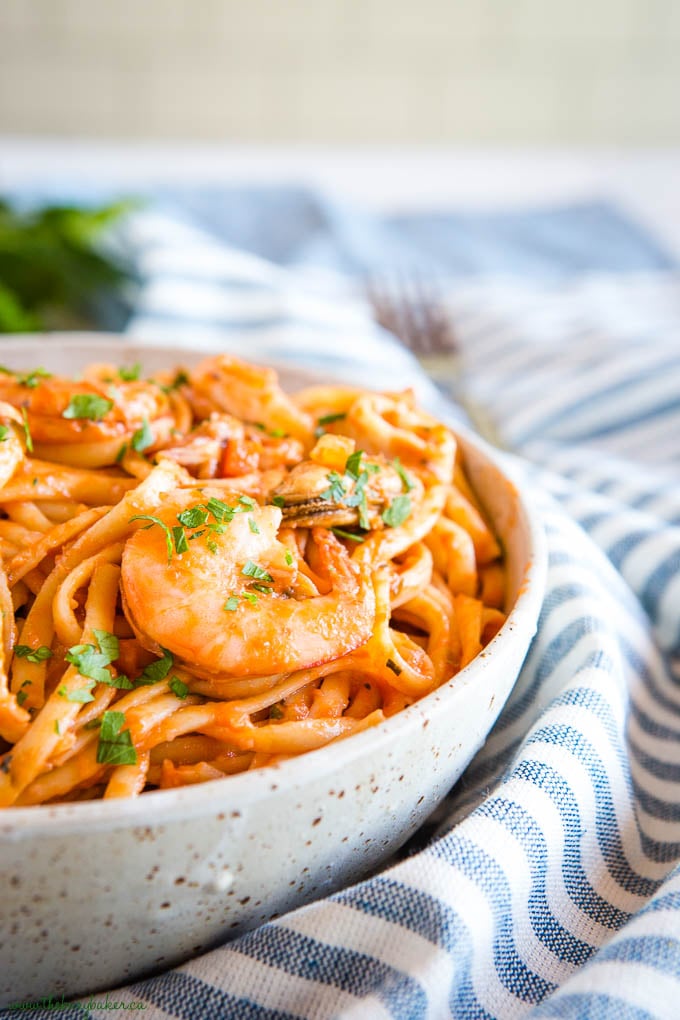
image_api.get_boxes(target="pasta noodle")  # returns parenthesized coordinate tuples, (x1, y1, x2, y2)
(0, 354, 506, 806)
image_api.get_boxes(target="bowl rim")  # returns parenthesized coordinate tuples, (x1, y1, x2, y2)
(0, 333, 547, 834)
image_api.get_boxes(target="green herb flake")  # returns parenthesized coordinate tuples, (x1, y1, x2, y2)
(271, 494, 286, 508)
(381, 494, 412, 528)
(206, 539, 218, 554)
(92, 629, 119, 662)
(392, 457, 414, 492)
(58, 682, 95, 704)
(320, 471, 346, 503)
(16, 689, 29, 706)
(344, 450, 364, 480)
(248, 516, 260, 535)
(115, 441, 128, 464)
(0, 425, 8, 442)
(250, 582, 273, 594)
(317, 412, 346, 427)
(269, 704, 285, 720)
(65, 630, 119, 686)
(136, 649, 174, 686)
(177, 506, 209, 530)
(172, 525, 189, 555)
(96, 710, 137, 766)
(131, 416, 153, 453)
(14, 644, 53, 664)
(63, 394, 114, 422)
(224, 595, 240, 612)
(386, 658, 403, 676)
(205, 497, 235, 523)
(20, 406, 33, 453)
(242, 591, 258, 606)
(331, 527, 366, 543)
(241, 560, 274, 582)
(129, 513, 173, 563)
(17, 368, 52, 389)
(238, 495, 256, 509)
(118, 362, 142, 382)
(169, 676, 189, 700)
(284, 549, 294, 566)
(54, 720, 61, 735)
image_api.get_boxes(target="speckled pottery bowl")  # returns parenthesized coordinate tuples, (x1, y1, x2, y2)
(0, 338, 546, 1005)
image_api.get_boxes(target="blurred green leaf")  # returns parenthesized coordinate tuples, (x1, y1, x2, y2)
(0, 197, 138, 333)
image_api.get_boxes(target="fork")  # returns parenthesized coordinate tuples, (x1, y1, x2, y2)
(366, 274, 505, 448)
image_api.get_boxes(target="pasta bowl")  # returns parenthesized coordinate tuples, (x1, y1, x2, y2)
(0, 336, 546, 1005)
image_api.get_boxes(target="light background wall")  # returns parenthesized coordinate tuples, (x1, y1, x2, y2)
(0, 0, 679, 144)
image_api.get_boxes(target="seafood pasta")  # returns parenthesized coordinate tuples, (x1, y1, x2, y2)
(0, 355, 506, 806)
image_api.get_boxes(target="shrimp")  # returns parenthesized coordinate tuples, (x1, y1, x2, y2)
(0, 367, 177, 468)
(120, 489, 376, 679)
(189, 355, 315, 447)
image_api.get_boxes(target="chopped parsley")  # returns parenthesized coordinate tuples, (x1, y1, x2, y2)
(58, 682, 95, 704)
(115, 441, 128, 464)
(331, 527, 366, 543)
(386, 658, 403, 675)
(284, 549, 294, 566)
(224, 595, 240, 612)
(250, 582, 273, 594)
(129, 513, 173, 563)
(320, 471, 347, 503)
(96, 710, 137, 766)
(14, 644, 52, 664)
(242, 591, 258, 606)
(169, 676, 189, 699)
(248, 517, 260, 534)
(161, 369, 189, 393)
(177, 507, 209, 529)
(64, 630, 127, 688)
(271, 494, 286, 508)
(136, 649, 174, 686)
(118, 362, 142, 382)
(17, 368, 52, 389)
(63, 393, 113, 421)
(392, 457, 414, 492)
(131, 416, 153, 453)
(206, 539, 218, 554)
(241, 560, 273, 582)
(0, 425, 8, 442)
(382, 494, 412, 528)
(172, 525, 189, 556)
(269, 704, 285, 720)
(20, 406, 33, 452)
(318, 412, 347, 427)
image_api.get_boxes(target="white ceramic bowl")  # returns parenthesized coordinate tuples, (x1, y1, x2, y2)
(0, 337, 546, 1005)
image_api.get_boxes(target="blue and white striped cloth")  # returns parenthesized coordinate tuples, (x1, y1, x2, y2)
(7, 197, 680, 1019)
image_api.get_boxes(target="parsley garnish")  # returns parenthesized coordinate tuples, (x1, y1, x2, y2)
(177, 507, 209, 529)
(20, 406, 33, 452)
(129, 514, 173, 563)
(169, 676, 189, 699)
(250, 582, 273, 594)
(205, 497, 236, 523)
(271, 495, 286, 508)
(269, 704, 285, 719)
(17, 368, 52, 389)
(118, 362, 141, 382)
(242, 592, 258, 605)
(320, 471, 347, 503)
(96, 710, 137, 766)
(386, 658, 402, 675)
(115, 441, 128, 463)
(284, 549, 294, 565)
(136, 649, 174, 686)
(206, 539, 218, 554)
(238, 495, 256, 509)
(161, 369, 189, 393)
(241, 560, 273, 582)
(331, 527, 366, 543)
(64, 630, 126, 688)
(382, 494, 412, 528)
(248, 517, 260, 534)
(63, 394, 113, 421)
(14, 644, 52, 663)
(224, 596, 239, 612)
(131, 417, 153, 453)
(172, 525, 189, 555)
(392, 457, 414, 492)
(318, 412, 346, 427)
(0, 425, 8, 442)
(58, 682, 95, 703)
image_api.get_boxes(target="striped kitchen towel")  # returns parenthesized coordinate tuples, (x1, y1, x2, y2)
(5, 201, 680, 1019)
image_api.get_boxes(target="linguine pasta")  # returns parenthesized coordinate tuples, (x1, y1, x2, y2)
(0, 354, 506, 806)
